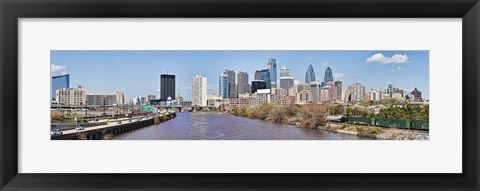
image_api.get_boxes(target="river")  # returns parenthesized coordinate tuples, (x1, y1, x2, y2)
(112, 112, 374, 140)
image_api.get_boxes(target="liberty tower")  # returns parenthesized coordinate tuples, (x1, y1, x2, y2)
(305, 64, 316, 83)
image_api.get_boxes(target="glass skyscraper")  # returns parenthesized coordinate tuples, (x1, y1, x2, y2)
(305, 64, 316, 83)
(323, 67, 333, 86)
(219, 74, 229, 99)
(268, 58, 277, 85)
(259, 69, 271, 89)
(51, 74, 70, 100)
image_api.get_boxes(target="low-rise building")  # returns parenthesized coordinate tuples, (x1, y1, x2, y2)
(56, 86, 87, 106)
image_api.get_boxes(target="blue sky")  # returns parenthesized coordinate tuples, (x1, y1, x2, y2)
(51, 50, 429, 100)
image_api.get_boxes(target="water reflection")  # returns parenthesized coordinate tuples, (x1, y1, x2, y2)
(113, 112, 375, 140)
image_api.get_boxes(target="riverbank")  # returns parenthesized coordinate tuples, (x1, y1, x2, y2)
(228, 104, 429, 140)
(320, 123, 429, 140)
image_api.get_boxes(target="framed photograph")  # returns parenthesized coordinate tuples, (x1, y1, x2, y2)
(1, 0, 479, 190)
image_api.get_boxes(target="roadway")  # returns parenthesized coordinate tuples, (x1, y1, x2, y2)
(57, 111, 175, 136)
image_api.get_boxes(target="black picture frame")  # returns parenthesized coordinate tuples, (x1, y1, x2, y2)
(1, 0, 479, 190)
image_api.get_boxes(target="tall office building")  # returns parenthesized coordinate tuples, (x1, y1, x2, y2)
(224, 70, 237, 98)
(268, 58, 277, 85)
(351, 83, 366, 101)
(254, 70, 261, 80)
(237, 71, 250, 94)
(305, 64, 316, 83)
(219, 74, 229, 99)
(251, 80, 267, 93)
(334, 80, 343, 102)
(387, 83, 393, 97)
(310, 82, 321, 103)
(192, 75, 208, 106)
(279, 65, 290, 78)
(323, 67, 333, 86)
(279, 77, 295, 96)
(259, 69, 271, 89)
(51, 74, 70, 100)
(160, 74, 175, 101)
(410, 88, 422, 101)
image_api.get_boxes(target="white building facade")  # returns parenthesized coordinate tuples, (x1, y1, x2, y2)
(192, 75, 208, 106)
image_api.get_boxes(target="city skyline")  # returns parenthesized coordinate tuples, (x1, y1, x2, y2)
(51, 50, 429, 100)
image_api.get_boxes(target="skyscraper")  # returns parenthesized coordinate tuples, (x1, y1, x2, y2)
(279, 65, 290, 77)
(254, 70, 261, 80)
(237, 71, 250, 94)
(310, 82, 321, 103)
(52, 74, 70, 100)
(350, 83, 366, 101)
(219, 74, 229, 99)
(279, 77, 295, 95)
(323, 67, 333, 86)
(387, 83, 393, 97)
(268, 58, 277, 85)
(411, 88, 422, 101)
(334, 80, 343, 102)
(259, 69, 271, 89)
(192, 75, 208, 106)
(160, 74, 175, 101)
(305, 64, 316, 83)
(224, 70, 237, 98)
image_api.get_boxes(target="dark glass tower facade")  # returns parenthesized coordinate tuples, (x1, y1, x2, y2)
(251, 80, 267, 93)
(305, 64, 316, 83)
(219, 74, 229, 99)
(160, 74, 176, 101)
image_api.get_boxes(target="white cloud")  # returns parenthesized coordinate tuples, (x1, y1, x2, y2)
(180, 86, 192, 90)
(366, 53, 410, 64)
(333, 73, 344, 79)
(322, 62, 329, 66)
(51, 64, 68, 76)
